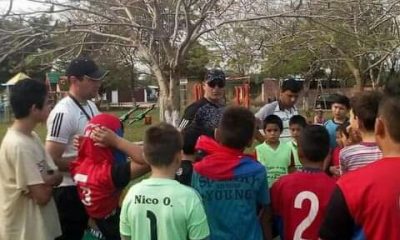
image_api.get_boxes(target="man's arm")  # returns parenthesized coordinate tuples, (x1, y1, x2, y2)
(45, 141, 75, 171)
(41, 170, 63, 186)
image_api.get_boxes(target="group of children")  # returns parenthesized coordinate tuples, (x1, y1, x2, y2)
(1, 78, 399, 240)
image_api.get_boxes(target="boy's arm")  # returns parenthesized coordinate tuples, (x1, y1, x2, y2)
(121, 235, 130, 240)
(259, 205, 273, 240)
(288, 151, 296, 173)
(27, 184, 53, 205)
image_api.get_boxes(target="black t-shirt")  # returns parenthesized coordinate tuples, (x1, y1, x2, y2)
(179, 98, 224, 138)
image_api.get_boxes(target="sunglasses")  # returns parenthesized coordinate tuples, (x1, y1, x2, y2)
(206, 79, 225, 88)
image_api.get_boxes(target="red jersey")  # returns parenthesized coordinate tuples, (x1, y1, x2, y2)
(70, 113, 125, 219)
(271, 169, 336, 240)
(337, 157, 400, 239)
(331, 147, 341, 166)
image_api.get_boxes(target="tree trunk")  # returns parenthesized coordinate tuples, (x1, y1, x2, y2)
(129, 65, 137, 106)
(343, 58, 364, 91)
(153, 66, 181, 126)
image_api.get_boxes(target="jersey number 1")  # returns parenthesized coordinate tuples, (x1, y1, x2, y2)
(294, 191, 319, 240)
(147, 210, 158, 240)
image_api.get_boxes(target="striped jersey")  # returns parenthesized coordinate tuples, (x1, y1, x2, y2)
(255, 101, 298, 141)
(46, 96, 99, 186)
(339, 142, 382, 174)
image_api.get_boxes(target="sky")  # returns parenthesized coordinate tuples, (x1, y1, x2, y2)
(0, 0, 45, 14)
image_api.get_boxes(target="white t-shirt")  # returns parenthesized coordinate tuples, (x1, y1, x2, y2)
(46, 96, 99, 186)
(0, 129, 61, 240)
(255, 101, 298, 141)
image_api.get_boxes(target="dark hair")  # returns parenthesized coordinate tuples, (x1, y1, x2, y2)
(336, 122, 350, 138)
(384, 78, 400, 97)
(378, 96, 400, 143)
(350, 91, 382, 131)
(331, 93, 350, 109)
(299, 125, 330, 162)
(289, 115, 307, 128)
(182, 127, 201, 155)
(218, 106, 255, 149)
(281, 78, 302, 93)
(263, 114, 283, 132)
(144, 123, 183, 167)
(10, 79, 48, 119)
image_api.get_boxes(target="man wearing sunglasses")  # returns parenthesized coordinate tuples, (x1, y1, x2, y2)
(179, 69, 226, 144)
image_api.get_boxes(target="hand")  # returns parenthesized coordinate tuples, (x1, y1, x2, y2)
(42, 170, 63, 187)
(329, 166, 341, 177)
(90, 126, 119, 148)
(73, 134, 83, 151)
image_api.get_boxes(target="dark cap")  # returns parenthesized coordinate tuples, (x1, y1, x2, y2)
(66, 57, 108, 80)
(204, 69, 226, 83)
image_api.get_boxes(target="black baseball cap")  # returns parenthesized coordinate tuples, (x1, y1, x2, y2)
(66, 57, 109, 80)
(204, 69, 226, 83)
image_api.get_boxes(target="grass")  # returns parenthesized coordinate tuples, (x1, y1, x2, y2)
(0, 108, 160, 143)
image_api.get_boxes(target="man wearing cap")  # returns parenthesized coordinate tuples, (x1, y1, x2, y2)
(179, 69, 226, 138)
(45, 56, 108, 240)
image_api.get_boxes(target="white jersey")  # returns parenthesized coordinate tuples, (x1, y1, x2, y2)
(46, 96, 99, 186)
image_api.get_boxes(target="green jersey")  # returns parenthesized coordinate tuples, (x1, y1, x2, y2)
(256, 142, 293, 187)
(120, 178, 210, 240)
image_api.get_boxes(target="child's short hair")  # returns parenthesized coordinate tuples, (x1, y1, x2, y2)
(379, 96, 400, 143)
(298, 125, 330, 162)
(218, 106, 255, 149)
(350, 91, 383, 131)
(289, 115, 307, 128)
(331, 93, 350, 109)
(281, 78, 302, 93)
(263, 114, 283, 132)
(336, 122, 350, 138)
(144, 123, 183, 167)
(10, 79, 48, 119)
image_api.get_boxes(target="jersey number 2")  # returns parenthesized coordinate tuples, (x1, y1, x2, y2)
(147, 210, 158, 240)
(294, 191, 319, 239)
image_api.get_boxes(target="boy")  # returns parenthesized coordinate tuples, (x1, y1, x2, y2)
(340, 91, 383, 174)
(271, 125, 336, 240)
(120, 123, 210, 240)
(324, 94, 350, 148)
(319, 84, 400, 239)
(192, 106, 271, 240)
(329, 122, 350, 177)
(0, 79, 62, 240)
(287, 115, 308, 170)
(70, 113, 149, 240)
(256, 114, 295, 187)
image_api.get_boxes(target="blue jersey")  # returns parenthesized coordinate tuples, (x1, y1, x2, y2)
(324, 119, 347, 148)
(192, 136, 270, 240)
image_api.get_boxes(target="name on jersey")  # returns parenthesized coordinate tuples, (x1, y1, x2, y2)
(198, 176, 259, 201)
(134, 195, 172, 206)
